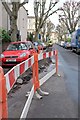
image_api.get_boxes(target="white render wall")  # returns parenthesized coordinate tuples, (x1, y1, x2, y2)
(27, 16, 35, 33)
(0, 1, 9, 30)
(17, 7, 28, 41)
(2, 6, 8, 30)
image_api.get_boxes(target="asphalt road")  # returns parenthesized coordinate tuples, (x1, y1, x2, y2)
(54, 45, 78, 104)
(54, 44, 80, 117)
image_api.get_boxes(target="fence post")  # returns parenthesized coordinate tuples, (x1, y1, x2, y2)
(0, 66, 8, 119)
(32, 53, 49, 99)
(54, 50, 58, 75)
(32, 53, 40, 92)
(38, 46, 40, 54)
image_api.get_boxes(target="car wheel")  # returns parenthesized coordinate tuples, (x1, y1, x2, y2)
(72, 48, 74, 52)
(76, 48, 79, 54)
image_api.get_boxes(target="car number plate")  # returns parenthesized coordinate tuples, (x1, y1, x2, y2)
(6, 59, 16, 62)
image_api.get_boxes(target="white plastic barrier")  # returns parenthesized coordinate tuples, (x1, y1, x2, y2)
(3, 50, 58, 119)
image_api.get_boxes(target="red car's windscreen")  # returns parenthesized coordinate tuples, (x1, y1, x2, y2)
(7, 43, 28, 51)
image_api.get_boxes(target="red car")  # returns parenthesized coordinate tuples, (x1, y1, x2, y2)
(0, 41, 36, 67)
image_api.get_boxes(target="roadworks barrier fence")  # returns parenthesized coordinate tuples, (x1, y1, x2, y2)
(0, 50, 58, 119)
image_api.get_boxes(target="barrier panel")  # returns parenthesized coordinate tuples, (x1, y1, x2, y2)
(0, 67, 8, 119)
(0, 50, 58, 119)
(32, 53, 39, 91)
(5, 56, 34, 93)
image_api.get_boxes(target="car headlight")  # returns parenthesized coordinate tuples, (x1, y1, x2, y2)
(0, 54, 4, 58)
(20, 53, 26, 58)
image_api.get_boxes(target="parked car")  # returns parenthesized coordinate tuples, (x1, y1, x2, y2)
(63, 41, 66, 48)
(60, 41, 65, 47)
(64, 42, 72, 49)
(40, 42, 46, 50)
(0, 41, 36, 67)
(57, 41, 61, 46)
(71, 28, 80, 53)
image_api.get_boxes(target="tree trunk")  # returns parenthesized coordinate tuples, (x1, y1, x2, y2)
(42, 26, 46, 42)
(10, 16, 18, 41)
(42, 33, 44, 42)
(42, 33, 45, 42)
(10, 3, 19, 42)
(34, 31, 38, 41)
(64, 34, 67, 41)
(34, 27, 41, 41)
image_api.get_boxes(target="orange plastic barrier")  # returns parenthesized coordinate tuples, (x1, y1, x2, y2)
(0, 67, 8, 119)
(38, 46, 40, 54)
(38, 46, 43, 54)
(32, 53, 40, 91)
(54, 50, 58, 75)
(0, 50, 58, 118)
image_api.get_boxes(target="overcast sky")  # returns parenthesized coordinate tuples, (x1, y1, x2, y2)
(24, 0, 79, 26)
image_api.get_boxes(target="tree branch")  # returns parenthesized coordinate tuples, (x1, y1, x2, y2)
(1, 1, 12, 16)
(74, 15, 80, 28)
(19, 0, 28, 7)
(74, 2, 80, 15)
(44, 1, 58, 16)
(60, 17, 71, 33)
(38, 7, 60, 31)
(47, 8, 60, 19)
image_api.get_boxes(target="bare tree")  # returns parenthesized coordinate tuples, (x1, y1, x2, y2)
(34, 0, 60, 41)
(59, 0, 80, 34)
(41, 23, 46, 42)
(56, 25, 63, 41)
(1, 0, 28, 41)
(46, 20, 55, 40)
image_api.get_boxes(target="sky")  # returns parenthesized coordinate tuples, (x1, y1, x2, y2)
(24, 0, 79, 26)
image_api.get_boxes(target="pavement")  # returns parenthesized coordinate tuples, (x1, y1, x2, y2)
(27, 69, 78, 118)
